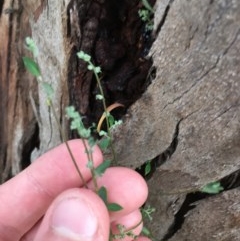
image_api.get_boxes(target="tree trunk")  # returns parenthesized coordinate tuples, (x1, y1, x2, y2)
(1, 0, 240, 240)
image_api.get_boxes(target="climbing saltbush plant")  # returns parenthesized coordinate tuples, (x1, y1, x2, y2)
(23, 37, 156, 240)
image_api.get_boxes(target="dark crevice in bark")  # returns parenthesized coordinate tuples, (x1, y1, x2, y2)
(1, 4, 15, 183)
(0, 0, 3, 17)
(21, 123, 40, 170)
(155, 0, 174, 37)
(136, 119, 182, 179)
(67, 0, 156, 131)
(162, 192, 210, 241)
(161, 169, 240, 240)
(220, 169, 240, 190)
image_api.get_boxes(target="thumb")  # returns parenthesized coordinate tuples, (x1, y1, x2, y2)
(34, 188, 109, 241)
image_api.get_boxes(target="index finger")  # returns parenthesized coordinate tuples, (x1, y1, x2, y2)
(0, 139, 103, 241)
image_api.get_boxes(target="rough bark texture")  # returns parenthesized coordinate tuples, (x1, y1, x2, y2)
(23, 0, 70, 161)
(0, 0, 38, 181)
(1, 0, 240, 240)
(0, 0, 71, 183)
(110, 0, 240, 239)
(169, 189, 240, 241)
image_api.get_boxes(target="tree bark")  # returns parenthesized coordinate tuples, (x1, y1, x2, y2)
(1, 0, 240, 240)
(110, 0, 240, 239)
(0, 0, 38, 182)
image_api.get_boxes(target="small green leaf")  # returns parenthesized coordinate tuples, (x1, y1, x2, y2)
(141, 226, 151, 236)
(86, 159, 94, 169)
(110, 120, 123, 131)
(144, 160, 151, 176)
(66, 106, 76, 118)
(41, 82, 54, 98)
(25, 37, 39, 58)
(22, 56, 41, 77)
(98, 186, 107, 203)
(201, 181, 224, 194)
(96, 94, 104, 100)
(94, 66, 101, 74)
(107, 202, 123, 212)
(99, 130, 107, 137)
(88, 136, 96, 147)
(138, 9, 149, 21)
(87, 64, 94, 71)
(95, 160, 111, 176)
(107, 114, 115, 127)
(141, 0, 154, 13)
(77, 51, 91, 62)
(98, 137, 110, 150)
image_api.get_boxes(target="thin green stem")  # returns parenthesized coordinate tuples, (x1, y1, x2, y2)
(49, 100, 88, 188)
(110, 219, 144, 240)
(92, 67, 117, 164)
(82, 139, 98, 192)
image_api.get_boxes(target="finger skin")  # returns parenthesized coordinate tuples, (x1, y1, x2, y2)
(0, 140, 103, 241)
(20, 219, 41, 241)
(136, 237, 152, 241)
(111, 210, 143, 241)
(88, 167, 148, 221)
(24, 167, 149, 240)
(34, 188, 109, 241)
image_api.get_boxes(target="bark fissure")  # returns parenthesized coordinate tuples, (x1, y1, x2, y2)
(162, 192, 209, 241)
(162, 55, 220, 111)
(67, 0, 156, 127)
(155, 0, 175, 37)
(136, 119, 182, 180)
(162, 168, 240, 240)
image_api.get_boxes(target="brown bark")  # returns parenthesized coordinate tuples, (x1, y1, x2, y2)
(0, 0, 71, 182)
(0, 0, 37, 182)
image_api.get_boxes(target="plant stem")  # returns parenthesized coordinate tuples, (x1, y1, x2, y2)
(49, 100, 88, 188)
(82, 139, 99, 192)
(92, 69, 117, 164)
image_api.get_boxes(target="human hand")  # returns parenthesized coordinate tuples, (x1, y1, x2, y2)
(0, 139, 151, 241)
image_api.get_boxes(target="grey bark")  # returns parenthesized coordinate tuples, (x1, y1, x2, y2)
(110, 0, 240, 239)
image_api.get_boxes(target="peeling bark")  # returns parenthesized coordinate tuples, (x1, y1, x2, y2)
(0, 0, 38, 182)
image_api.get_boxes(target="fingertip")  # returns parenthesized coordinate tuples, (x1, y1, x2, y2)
(89, 167, 148, 221)
(34, 188, 109, 241)
(111, 209, 143, 241)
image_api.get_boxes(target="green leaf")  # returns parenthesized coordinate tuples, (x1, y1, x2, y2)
(97, 187, 122, 211)
(98, 186, 107, 203)
(87, 64, 94, 71)
(94, 66, 101, 74)
(201, 181, 224, 194)
(99, 130, 107, 136)
(66, 106, 76, 118)
(107, 114, 115, 127)
(107, 202, 123, 212)
(95, 160, 111, 176)
(110, 120, 123, 131)
(77, 51, 91, 62)
(141, 226, 151, 236)
(96, 94, 104, 100)
(22, 56, 41, 77)
(98, 137, 110, 150)
(141, 0, 154, 13)
(25, 37, 39, 58)
(144, 160, 151, 176)
(88, 136, 96, 147)
(41, 82, 54, 98)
